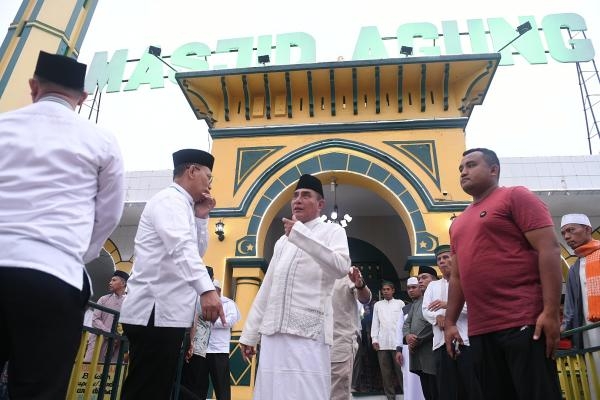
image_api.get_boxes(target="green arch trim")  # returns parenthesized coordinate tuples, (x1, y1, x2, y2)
(213, 138, 467, 219)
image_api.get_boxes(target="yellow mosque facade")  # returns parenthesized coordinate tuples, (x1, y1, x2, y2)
(2, 2, 600, 398)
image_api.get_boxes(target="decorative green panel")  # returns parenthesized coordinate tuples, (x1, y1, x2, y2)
(384, 140, 441, 189)
(234, 146, 284, 195)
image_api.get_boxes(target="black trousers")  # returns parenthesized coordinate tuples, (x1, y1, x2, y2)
(121, 311, 186, 400)
(418, 372, 438, 400)
(181, 353, 231, 400)
(434, 345, 482, 400)
(0, 267, 90, 400)
(469, 326, 562, 400)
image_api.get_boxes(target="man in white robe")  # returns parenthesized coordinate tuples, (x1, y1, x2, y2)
(240, 174, 351, 400)
(396, 277, 425, 400)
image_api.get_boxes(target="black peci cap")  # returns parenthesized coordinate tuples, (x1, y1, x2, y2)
(294, 174, 324, 197)
(34, 51, 87, 91)
(172, 149, 214, 170)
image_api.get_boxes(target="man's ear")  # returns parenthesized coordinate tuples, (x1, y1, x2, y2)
(76, 91, 89, 106)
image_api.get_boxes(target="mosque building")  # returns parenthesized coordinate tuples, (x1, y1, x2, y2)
(1, 1, 599, 398)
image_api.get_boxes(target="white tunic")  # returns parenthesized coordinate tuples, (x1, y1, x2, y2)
(240, 217, 350, 346)
(119, 183, 214, 327)
(240, 217, 350, 400)
(371, 298, 405, 350)
(0, 97, 124, 289)
(422, 278, 470, 350)
(396, 311, 425, 400)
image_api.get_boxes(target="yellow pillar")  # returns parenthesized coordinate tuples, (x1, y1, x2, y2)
(0, 0, 98, 112)
(230, 264, 265, 400)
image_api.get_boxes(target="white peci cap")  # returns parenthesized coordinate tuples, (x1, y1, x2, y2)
(561, 214, 591, 228)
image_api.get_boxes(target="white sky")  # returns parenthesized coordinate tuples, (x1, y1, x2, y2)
(1, 0, 600, 171)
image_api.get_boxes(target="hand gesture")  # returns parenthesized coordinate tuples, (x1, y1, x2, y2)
(199, 290, 226, 324)
(241, 343, 256, 362)
(282, 215, 297, 236)
(534, 310, 560, 358)
(427, 299, 447, 312)
(348, 266, 364, 285)
(444, 324, 463, 359)
(194, 193, 216, 218)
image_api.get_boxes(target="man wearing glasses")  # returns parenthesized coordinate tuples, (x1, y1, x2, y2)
(120, 149, 225, 399)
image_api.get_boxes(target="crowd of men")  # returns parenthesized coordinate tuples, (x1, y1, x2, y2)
(0, 51, 598, 400)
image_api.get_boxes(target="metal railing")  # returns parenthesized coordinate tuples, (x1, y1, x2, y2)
(556, 321, 600, 400)
(67, 301, 128, 400)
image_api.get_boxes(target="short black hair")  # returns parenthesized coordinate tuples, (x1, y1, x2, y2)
(463, 148, 500, 168)
(381, 281, 395, 289)
(173, 162, 194, 179)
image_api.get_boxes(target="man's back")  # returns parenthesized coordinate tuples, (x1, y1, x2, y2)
(0, 99, 124, 287)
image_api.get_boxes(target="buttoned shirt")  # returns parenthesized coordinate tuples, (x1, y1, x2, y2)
(331, 275, 371, 362)
(422, 278, 469, 350)
(372, 298, 405, 350)
(119, 183, 214, 328)
(207, 296, 241, 353)
(0, 97, 124, 290)
(240, 217, 350, 346)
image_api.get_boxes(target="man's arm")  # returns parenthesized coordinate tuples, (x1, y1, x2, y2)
(445, 254, 465, 358)
(83, 143, 125, 263)
(213, 299, 241, 328)
(288, 222, 350, 279)
(371, 303, 381, 350)
(422, 282, 443, 325)
(524, 226, 562, 358)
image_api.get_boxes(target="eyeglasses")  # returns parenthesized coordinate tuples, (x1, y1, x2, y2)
(190, 165, 214, 184)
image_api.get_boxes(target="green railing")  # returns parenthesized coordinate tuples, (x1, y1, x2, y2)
(556, 322, 600, 400)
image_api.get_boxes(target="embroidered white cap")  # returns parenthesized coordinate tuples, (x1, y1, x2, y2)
(407, 277, 419, 286)
(560, 214, 591, 228)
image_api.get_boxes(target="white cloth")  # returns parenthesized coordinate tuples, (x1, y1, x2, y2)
(422, 278, 470, 350)
(331, 276, 369, 362)
(396, 312, 425, 400)
(371, 298, 405, 350)
(0, 97, 124, 290)
(240, 217, 350, 346)
(253, 334, 331, 400)
(207, 296, 241, 353)
(119, 183, 214, 327)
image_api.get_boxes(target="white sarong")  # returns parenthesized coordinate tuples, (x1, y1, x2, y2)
(253, 333, 331, 400)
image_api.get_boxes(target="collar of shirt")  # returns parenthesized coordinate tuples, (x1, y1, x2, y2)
(170, 182, 194, 207)
(304, 216, 322, 229)
(39, 95, 74, 110)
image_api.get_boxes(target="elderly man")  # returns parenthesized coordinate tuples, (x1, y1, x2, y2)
(119, 149, 224, 399)
(331, 266, 372, 400)
(240, 174, 350, 400)
(0, 51, 124, 398)
(560, 213, 600, 398)
(395, 277, 425, 400)
(422, 245, 481, 400)
(404, 266, 439, 400)
(445, 148, 562, 400)
(85, 270, 129, 363)
(372, 282, 405, 400)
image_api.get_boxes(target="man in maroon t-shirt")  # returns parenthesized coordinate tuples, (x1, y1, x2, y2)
(444, 148, 562, 400)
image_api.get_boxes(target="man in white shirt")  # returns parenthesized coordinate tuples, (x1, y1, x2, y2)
(0, 51, 124, 399)
(372, 282, 405, 400)
(331, 266, 372, 400)
(422, 245, 481, 400)
(119, 149, 224, 400)
(240, 174, 350, 400)
(182, 279, 241, 400)
(395, 277, 425, 400)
